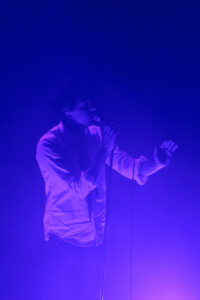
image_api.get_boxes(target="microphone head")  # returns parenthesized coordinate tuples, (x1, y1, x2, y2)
(93, 115, 101, 123)
(92, 115, 104, 126)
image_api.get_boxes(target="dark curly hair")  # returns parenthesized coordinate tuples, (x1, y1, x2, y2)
(52, 79, 92, 114)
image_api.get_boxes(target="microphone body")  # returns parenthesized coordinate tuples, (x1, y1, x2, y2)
(93, 115, 134, 148)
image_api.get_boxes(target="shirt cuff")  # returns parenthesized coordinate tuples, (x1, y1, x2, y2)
(134, 156, 149, 185)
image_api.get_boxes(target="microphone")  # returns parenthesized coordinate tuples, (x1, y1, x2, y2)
(92, 114, 116, 128)
(93, 115, 102, 125)
(93, 115, 134, 148)
(93, 115, 121, 134)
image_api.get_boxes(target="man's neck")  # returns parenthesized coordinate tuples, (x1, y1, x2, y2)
(61, 118, 87, 138)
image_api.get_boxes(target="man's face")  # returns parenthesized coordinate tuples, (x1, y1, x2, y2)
(64, 98, 98, 127)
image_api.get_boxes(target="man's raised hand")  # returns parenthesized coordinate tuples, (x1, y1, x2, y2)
(154, 140, 178, 167)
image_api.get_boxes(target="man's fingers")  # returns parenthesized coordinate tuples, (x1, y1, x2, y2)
(166, 144, 178, 156)
(167, 141, 175, 151)
(160, 140, 171, 148)
(166, 142, 178, 152)
(105, 126, 116, 138)
(104, 126, 112, 135)
(159, 140, 178, 158)
(161, 140, 177, 150)
(171, 144, 178, 152)
(168, 141, 174, 148)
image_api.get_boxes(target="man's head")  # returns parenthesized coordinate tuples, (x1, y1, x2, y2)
(53, 80, 98, 127)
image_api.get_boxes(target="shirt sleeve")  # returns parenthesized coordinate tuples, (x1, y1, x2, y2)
(105, 146, 148, 185)
(134, 155, 149, 185)
(36, 138, 97, 198)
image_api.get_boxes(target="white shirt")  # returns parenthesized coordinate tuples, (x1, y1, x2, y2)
(36, 122, 148, 247)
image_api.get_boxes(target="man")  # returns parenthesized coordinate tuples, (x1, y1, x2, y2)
(36, 81, 178, 300)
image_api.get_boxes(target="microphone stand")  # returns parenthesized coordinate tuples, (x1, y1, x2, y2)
(98, 121, 135, 300)
(130, 161, 135, 300)
(99, 149, 114, 300)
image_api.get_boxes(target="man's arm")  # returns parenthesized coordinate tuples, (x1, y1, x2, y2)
(104, 128, 178, 184)
(139, 140, 178, 177)
(36, 139, 97, 198)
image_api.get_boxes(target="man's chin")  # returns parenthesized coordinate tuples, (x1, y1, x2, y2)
(89, 119, 99, 126)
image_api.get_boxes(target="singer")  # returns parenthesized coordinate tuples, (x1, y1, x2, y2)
(36, 81, 178, 300)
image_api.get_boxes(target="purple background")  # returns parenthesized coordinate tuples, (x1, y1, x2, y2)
(1, 1, 200, 299)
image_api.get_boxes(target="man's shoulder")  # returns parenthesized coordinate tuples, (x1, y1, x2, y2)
(37, 123, 62, 151)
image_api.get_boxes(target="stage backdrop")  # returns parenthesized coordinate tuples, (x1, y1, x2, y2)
(1, 1, 200, 300)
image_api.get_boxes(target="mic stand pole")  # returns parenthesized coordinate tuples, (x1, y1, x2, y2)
(130, 160, 135, 300)
(99, 149, 114, 300)
(99, 147, 135, 300)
